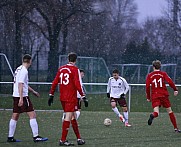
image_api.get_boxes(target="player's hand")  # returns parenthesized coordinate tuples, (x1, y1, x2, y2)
(120, 94, 126, 99)
(147, 99, 151, 102)
(82, 97, 88, 107)
(174, 91, 178, 96)
(18, 98, 23, 107)
(33, 91, 40, 97)
(107, 93, 110, 98)
(48, 95, 54, 106)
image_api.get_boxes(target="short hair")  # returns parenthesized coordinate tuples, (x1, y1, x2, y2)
(68, 52, 77, 62)
(80, 69, 84, 73)
(112, 69, 119, 74)
(22, 54, 31, 63)
(152, 60, 161, 69)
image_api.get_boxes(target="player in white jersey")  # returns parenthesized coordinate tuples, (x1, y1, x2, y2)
(107, 69, 131, 127)
(7, 54, 48, 143)
(62, 69, 88, 121)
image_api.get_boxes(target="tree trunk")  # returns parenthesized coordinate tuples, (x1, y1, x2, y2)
(61, 23, 68, 55)
(15, 0, 22, 68)
(47, 38, 59, 82)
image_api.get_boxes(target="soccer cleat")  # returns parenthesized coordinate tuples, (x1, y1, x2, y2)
(59, 140, 74, 146)
(125, 122, 132, 127)
(77, 139, 85, 145)
(148, 114, 154, 125)
(7, 137, 21, 142)
(119, 115, 125, 123)
(174, 129, 181, 133)
(33, 136, 48, 142)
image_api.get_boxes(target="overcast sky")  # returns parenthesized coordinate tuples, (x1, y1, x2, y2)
(135, 0, 167, 23)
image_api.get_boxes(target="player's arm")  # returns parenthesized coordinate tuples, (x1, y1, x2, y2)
(106, 78, 111, 98)
(18, 82, 24, 107)
(74, 69, 85, 97)
(18, 70, 28, 106)
(146, 75, 151, 101)
(48, 70, 60, 106)
(28, 86, 40, 97)
(164, 73, 178, 96)
(123, 78, 129, 94)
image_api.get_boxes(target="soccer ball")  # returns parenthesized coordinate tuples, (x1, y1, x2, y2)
(104, 118, 112, 126)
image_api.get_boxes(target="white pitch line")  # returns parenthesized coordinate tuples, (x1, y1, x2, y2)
(0, 109, 63, 112)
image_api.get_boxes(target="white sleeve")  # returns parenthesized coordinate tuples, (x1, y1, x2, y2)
(107, 78, 111, 93)
(18, 69, 28, 84)
(122, 78, 129, 94)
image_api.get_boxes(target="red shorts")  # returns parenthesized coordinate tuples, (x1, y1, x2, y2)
(13, 97, 34, 113)
(110, 97, 127, 107)
(152, 96, 171, 108)
(61, 101, 78, 112)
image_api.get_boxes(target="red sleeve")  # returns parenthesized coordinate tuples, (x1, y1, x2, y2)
(49, 69, 60, 95)
(146, 74, 151, 100)
(164, 72, 178, 91)
(74, 68, 84, 96)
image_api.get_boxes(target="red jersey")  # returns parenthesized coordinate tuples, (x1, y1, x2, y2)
(50, 64, 84, 103)
(146, 70, 177, 100)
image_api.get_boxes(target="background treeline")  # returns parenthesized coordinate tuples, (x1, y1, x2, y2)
(0, 0, 181, 81)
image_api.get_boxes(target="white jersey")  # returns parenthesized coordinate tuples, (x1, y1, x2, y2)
(107, 76, 129, 98)
(13, 65, 29, 97)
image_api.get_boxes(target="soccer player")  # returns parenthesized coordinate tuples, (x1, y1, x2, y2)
(62, 69, 88, 121)
(48, 52, 85, 146)
(7, 54, 48, 142)
(146, 60, 180, 132)
(107, 69, 131, 127)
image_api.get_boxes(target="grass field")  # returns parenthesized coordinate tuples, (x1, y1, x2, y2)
(0, 111, 181, 147)
(1, 84, 181, 146)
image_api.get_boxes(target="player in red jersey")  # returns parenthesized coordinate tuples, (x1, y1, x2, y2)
(48, 52, 86, 146)
(146, 60, 180, 132)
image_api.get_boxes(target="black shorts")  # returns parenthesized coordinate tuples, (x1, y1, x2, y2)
(13, 96, 34, 113)
(77, 98, 82, 109)
(110, 97, 127, 107)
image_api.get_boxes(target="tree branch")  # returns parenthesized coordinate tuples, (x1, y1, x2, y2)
(24, 16, 49, 40)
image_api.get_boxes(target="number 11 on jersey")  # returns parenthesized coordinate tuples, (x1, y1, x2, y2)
(153, 78, 163, 88)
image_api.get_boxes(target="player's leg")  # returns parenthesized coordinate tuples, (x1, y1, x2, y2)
(148, 106, 159, 125)
(166, 107, 180, 132)
(110, 98, 125, 122)
(62, 112, 66, 122)
(75, 98, 81, 120)
(60, 111, 74, 146)
(25, 97, 48, 142)
(59, 101, 74, 146)
(118, 98, 131, 127)
(27, 111, 48, 142)
(71, 112, 85, 145)
(7, 113, 20, 142)
(122, 107, 131, 127)
(7, 97, 22, 142)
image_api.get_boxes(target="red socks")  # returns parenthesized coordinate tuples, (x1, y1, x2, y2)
(169, 112, 178, 129)
(71, 119, 81, 139)
(61, 121, 70, 141)
(153, 112, 158, 118)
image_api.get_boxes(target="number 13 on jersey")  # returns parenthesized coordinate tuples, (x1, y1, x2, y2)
(60, 73, 69, 85)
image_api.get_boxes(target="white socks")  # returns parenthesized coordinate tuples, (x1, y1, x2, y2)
(76, 111, 80, 120)
(8, 119, 17, 137)
(123, 111, 129, 123)
(30, 119, 39, 137)
(112, 107, 121, 117)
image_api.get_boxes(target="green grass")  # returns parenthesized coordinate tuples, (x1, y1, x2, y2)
(0, 111, 181, 147)
(1, 87, 181, 112)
